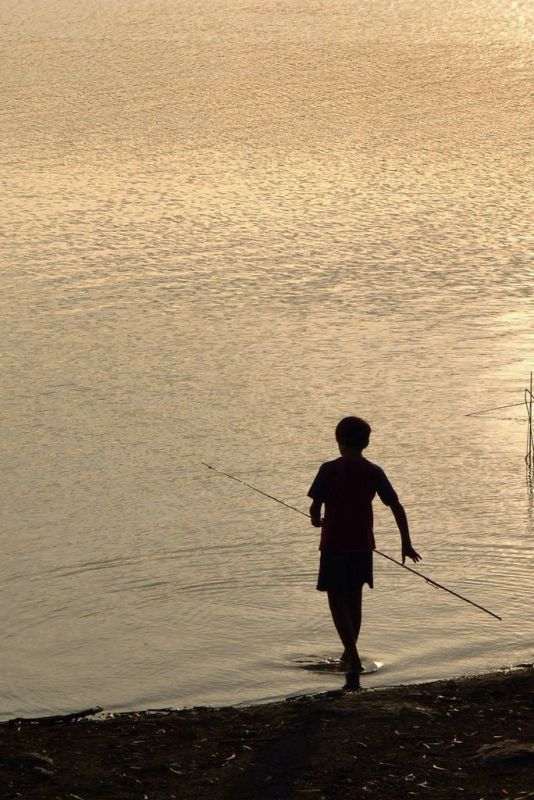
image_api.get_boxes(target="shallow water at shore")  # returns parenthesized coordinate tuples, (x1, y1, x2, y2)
(1, 0, 533, 719)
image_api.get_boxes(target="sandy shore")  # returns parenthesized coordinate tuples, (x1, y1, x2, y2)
(1, 665, 532, 799)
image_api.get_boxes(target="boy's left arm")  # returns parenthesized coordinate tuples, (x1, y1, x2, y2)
(390, 500, 421, 564)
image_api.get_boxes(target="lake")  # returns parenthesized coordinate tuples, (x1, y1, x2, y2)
(1, 0, 532, 719)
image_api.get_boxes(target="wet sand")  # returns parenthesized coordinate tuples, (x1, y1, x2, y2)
(1, 665, 532, 799)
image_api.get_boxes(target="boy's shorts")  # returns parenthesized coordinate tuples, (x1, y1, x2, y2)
(317, 551, 373, 592)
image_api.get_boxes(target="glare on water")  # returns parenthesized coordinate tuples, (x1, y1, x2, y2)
(1, 0, 533, 718)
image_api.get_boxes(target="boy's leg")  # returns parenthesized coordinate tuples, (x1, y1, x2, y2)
(327, 591, 363, 672)
(340, 586, 363, 662)
(348, 587, 363, 642)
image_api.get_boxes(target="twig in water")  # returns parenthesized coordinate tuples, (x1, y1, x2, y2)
(466, 401, 525, 417)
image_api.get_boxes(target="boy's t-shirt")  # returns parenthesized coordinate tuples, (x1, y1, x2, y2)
(308, 456, 398, 552)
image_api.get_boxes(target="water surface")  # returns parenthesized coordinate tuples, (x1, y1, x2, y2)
(1, 0, 533, 719)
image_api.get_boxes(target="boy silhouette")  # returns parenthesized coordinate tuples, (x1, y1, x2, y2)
(308, 416, 421, 681)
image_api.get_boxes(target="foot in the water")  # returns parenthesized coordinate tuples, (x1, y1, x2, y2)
(340, 651, 364, 673)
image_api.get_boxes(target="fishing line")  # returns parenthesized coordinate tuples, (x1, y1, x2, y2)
(202, 462, 502, 621)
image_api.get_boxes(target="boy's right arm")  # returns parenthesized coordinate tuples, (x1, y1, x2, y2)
(308, 464, 326, 527)
(390, 500, 421, 564)
(309, 499, 323, 528)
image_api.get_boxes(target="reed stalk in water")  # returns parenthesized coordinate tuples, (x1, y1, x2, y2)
(526, 371, 533, 484)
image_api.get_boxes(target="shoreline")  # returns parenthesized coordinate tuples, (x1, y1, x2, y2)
(2, 658, 527, 723)
(2, 664, 532, 799)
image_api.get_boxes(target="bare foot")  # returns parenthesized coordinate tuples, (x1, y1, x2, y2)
(340, 651, 363, 673)
(341, 650, 363, 666)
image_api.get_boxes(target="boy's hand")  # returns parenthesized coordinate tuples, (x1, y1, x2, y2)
(402, 543, 421, 564)
(310, 516, 323, 528)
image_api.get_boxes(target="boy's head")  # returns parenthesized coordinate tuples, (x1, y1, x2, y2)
(335, 416, 371, 452)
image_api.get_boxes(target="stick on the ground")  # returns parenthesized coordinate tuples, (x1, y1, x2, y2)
(8, 706, 103, 727)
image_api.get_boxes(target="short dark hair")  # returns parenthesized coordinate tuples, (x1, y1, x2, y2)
(335, 416, 371, 449)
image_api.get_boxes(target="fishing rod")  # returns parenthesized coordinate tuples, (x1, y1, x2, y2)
(202, 462, 502, 621)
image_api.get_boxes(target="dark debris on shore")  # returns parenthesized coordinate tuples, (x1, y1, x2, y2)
(1, 665, 533, 800)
